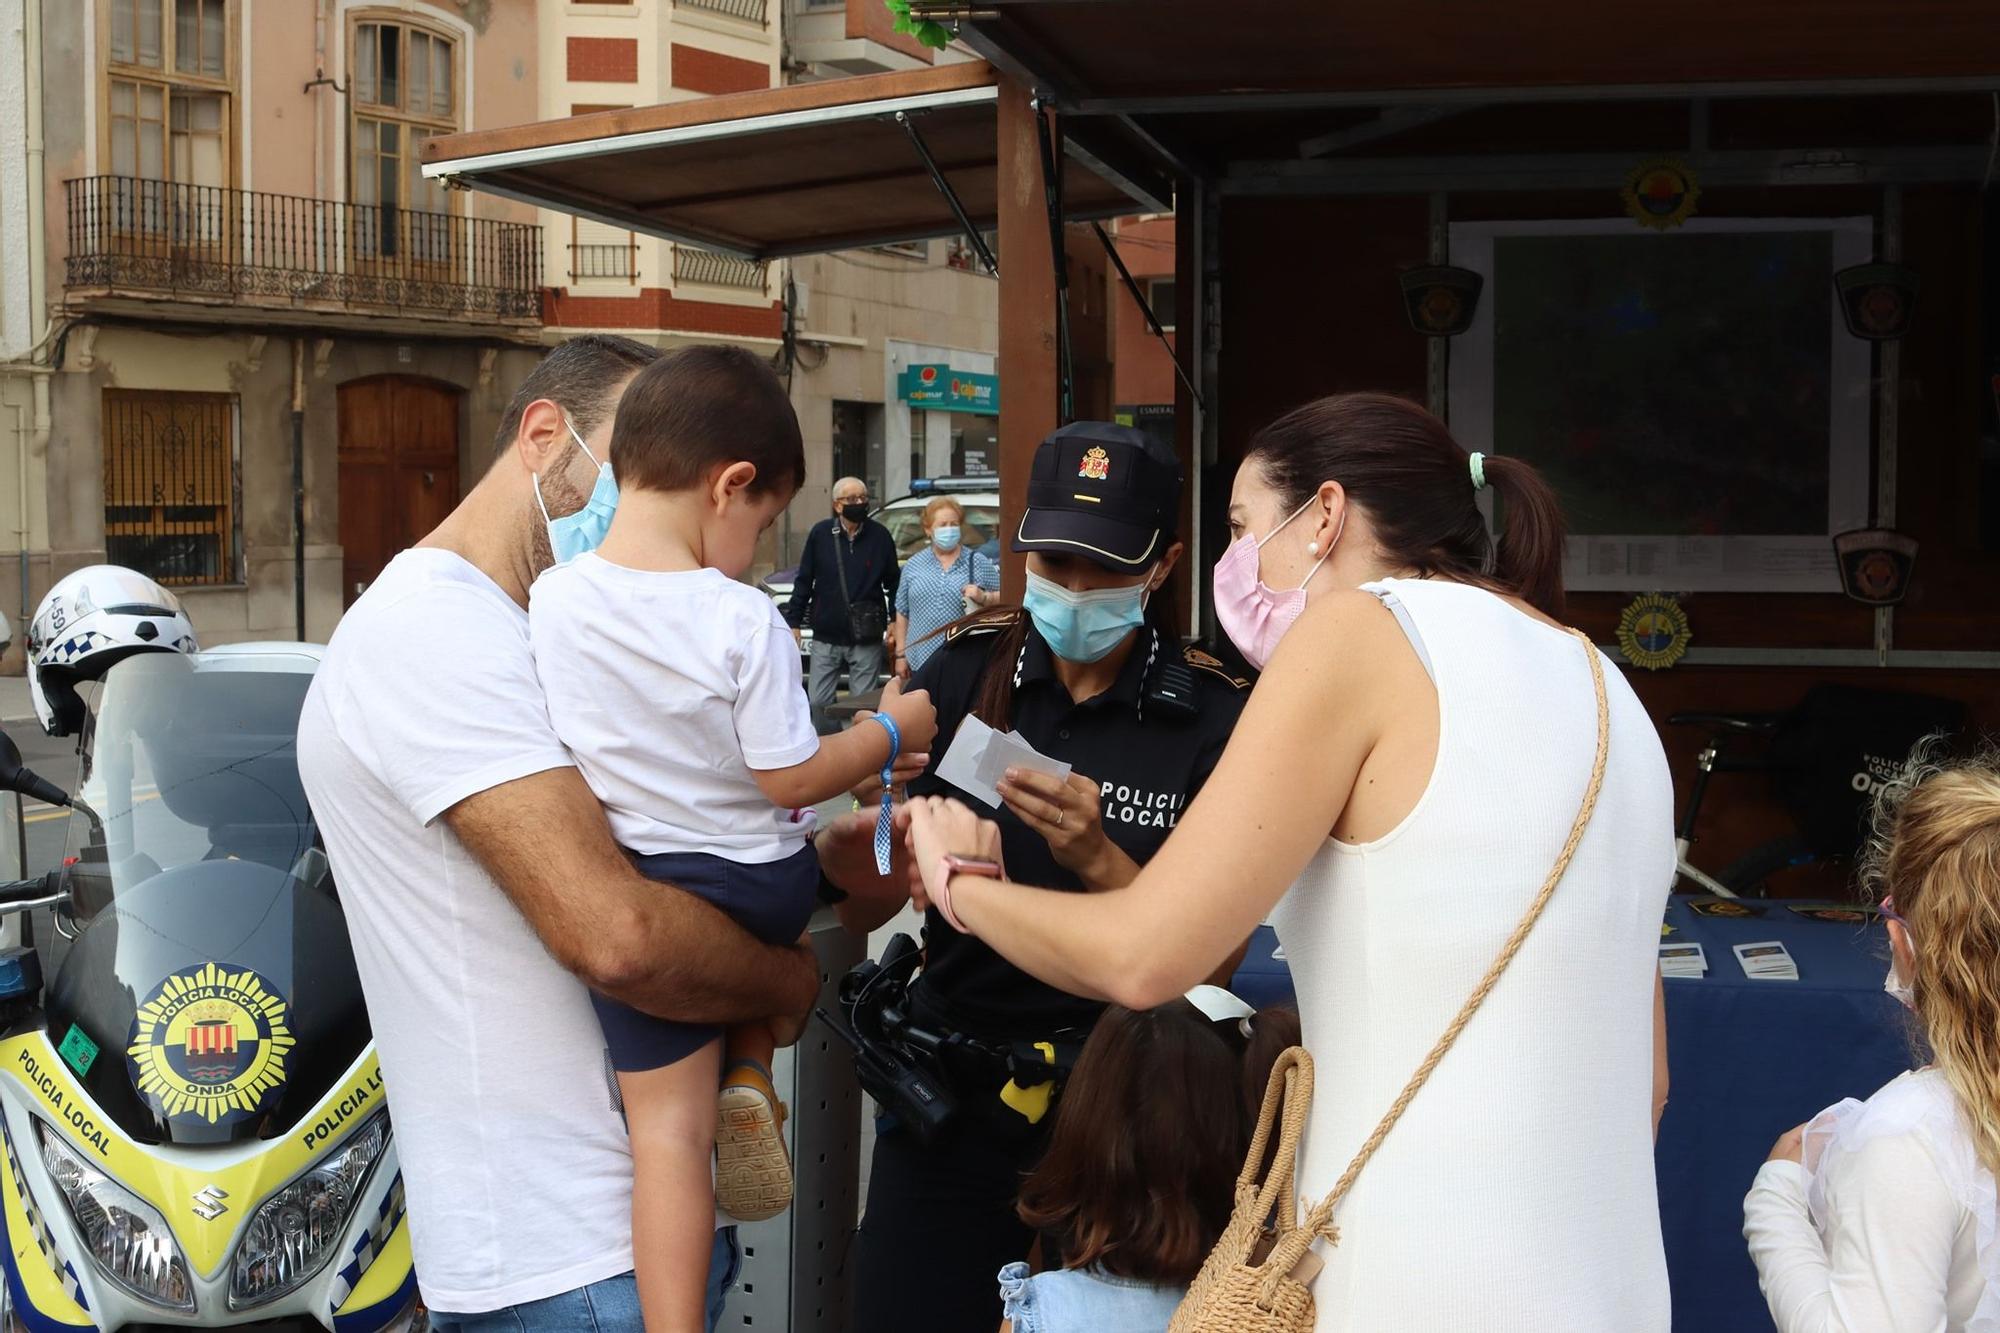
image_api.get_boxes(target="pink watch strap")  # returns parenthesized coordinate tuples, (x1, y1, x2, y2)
(933, 855, 997, 935)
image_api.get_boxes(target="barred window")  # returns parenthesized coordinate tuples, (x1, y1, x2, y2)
(102, 390, 238, 587)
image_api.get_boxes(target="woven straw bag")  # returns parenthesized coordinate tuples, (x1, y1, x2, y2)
(1169, 628, 1610, 1333)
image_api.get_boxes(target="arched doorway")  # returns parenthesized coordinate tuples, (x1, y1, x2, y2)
(337, 376, 461, 605)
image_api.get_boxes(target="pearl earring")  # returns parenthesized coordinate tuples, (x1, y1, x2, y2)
(1307, 542, 1319, 556)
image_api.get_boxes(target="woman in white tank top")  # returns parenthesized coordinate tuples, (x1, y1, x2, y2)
(906, 393, 1675, 1331)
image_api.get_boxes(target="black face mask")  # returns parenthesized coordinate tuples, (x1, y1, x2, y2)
(840, 503, 869, 523)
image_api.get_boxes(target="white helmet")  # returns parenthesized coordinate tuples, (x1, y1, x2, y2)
(27, 566, 197, 736)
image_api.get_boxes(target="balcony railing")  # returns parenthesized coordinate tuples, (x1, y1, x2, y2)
(673, 247, 769, 291)
(572, 243, 636, 282)
(676, 0, 768, 23)
(65, 176, 543, 323)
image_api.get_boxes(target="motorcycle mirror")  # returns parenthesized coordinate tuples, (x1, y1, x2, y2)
(0, 727, 70, 809)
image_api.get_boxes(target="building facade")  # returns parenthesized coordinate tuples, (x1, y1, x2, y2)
(0, 0, 1017, 663)
(11, 0, 558, 660)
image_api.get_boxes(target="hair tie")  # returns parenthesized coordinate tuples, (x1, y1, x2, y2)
(1468, 452, 1488, 492)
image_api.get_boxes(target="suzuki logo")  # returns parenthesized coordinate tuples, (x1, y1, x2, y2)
(191, 1186, 229, 1221)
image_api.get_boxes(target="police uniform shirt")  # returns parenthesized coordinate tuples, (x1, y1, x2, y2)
(906, 613, 1248, 1039)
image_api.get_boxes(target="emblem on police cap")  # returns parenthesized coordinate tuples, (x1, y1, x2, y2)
(1078, 446, 1110, 481)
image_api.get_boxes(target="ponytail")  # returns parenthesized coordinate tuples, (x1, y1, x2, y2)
(1246, 393, 1568, 617)
(1480, 453, 1568, 618)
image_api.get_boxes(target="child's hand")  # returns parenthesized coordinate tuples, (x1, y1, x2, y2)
(876, 676, 939, 756)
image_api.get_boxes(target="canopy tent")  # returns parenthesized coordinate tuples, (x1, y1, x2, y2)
(418, 62, 1169, 260)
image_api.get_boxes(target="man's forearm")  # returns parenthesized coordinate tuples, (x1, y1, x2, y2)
(600, 875, 819, 1025)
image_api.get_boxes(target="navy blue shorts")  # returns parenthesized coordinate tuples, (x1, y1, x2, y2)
(592, 842, 819, 1073)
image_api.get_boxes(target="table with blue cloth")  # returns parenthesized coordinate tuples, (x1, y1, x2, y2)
(1227, 899, 1911, 1332)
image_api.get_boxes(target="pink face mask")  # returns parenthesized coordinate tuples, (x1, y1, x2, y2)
(1212, 494, 1338, 670)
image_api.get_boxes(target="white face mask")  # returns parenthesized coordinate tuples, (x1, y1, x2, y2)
(1884, 953, 1916, 1008)
(1883, 912, 1917, 1007)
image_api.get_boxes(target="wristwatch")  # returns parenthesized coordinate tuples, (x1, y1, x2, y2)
(932, 854, 1002, 935)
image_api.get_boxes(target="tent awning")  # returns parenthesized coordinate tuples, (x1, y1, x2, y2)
(420, 63, 1170, 260)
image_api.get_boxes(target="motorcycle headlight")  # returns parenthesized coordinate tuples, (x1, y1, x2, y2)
(34, 1121, 195, 1313)
(229, 1111, 389, 1310)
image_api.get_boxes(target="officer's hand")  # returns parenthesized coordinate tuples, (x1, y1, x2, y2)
(999, 769, 1133, 890)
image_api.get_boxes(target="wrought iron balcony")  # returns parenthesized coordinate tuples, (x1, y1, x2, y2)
(64, 176, 543, 324)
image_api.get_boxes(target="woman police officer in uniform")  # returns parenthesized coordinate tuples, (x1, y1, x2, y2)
(839, 422, 1250, 1333)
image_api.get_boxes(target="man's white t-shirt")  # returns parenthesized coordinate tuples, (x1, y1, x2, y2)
(297, 548, 635, 1314)
(527, 554, 819, 860)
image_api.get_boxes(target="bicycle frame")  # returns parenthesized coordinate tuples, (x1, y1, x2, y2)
(1674, 735, 1744, 898)
(1674, 838, 1740, 898)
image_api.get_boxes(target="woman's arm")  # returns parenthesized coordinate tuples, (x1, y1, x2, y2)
(907, 590, 1407, 1009)
(1744, 1129, 1961, 1332)
(1653, 966, 1669, 1140)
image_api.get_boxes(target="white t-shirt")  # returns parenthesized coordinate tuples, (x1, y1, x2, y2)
(527, 554, 820, 862)
(297, 548, 636, 1315)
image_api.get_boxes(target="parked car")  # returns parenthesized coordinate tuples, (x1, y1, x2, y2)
(762, 478, 1003, 674)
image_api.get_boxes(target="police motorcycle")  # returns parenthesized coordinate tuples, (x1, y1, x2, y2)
(0, 568, 416, 1332)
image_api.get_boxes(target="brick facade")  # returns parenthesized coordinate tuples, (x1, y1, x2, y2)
(669, 43, 769, 95)
(566, 36, 638, 83)
(543, 288, 785, 340)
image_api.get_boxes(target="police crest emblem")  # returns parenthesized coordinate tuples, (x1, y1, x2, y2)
(1616, 593, 1692, 671)
(1078, 446, 1110, 481)
(128, 962, 295, 1126)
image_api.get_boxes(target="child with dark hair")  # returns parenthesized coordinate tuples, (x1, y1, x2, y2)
(528, 345, 938, 1332)
(999, 993, 1301, 1333)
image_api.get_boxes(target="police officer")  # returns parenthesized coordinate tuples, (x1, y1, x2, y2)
(846, 422, 1249, 1333)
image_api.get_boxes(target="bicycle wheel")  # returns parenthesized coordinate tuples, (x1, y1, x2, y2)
(1717, 833, 1820, 898)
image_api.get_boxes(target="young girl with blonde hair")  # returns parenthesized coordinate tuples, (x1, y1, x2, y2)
(1744, 752, 2000, 1331)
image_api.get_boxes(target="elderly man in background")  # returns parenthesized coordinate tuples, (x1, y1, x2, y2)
(785, 476, 900, 733)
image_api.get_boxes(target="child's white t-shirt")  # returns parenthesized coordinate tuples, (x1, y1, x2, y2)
(528, 553, 819, 862)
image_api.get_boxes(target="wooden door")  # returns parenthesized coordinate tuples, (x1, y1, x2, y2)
(337, 377, 460, 606)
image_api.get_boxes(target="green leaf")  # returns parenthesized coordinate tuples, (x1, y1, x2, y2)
(918, 21, 952, 47)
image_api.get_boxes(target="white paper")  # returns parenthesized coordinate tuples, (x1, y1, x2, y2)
(935, 714, 1072, 808)
(1732, 940, 1800, 980)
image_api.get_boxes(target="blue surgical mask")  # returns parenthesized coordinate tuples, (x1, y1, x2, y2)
(535, 417, 618, 564)
(1023, 568, 1151, 664)
(932, 525, 961, 552)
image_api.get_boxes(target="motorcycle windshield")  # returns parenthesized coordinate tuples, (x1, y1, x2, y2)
(42, 649, 367, 1146)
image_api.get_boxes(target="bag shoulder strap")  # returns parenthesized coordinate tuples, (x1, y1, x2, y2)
(1300, 627, 1611, 1241)
(830, 523, 856, 611)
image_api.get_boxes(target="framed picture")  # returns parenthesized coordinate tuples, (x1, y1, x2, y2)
(1449, 217, 1873, 593)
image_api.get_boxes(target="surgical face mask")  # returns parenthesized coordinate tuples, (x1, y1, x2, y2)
(534, 418, 618, 565)
(932, 524, 961, 552)
(840, 501, 869, 524)
(1883, 961, 1914, 1007)
(1023, 567, 1151, 664)
(1212, 494, 1338, 670)
(1882, 899, 1917, 1008)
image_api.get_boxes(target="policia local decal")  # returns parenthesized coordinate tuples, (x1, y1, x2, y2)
(128, 962, 295, 1126)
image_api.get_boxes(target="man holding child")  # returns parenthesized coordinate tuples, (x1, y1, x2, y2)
(301, 336, 902, 1331)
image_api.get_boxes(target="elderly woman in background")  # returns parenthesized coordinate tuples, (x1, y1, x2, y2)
(892, 496, 1001, 678)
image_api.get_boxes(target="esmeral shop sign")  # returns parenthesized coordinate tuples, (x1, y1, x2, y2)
(899, 364, 998, 416)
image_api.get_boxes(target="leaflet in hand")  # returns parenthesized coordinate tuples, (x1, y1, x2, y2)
(1732, 940, 1800, 981)
(935, 713, 1072, 809)
(1659, 942, 1708, 978)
